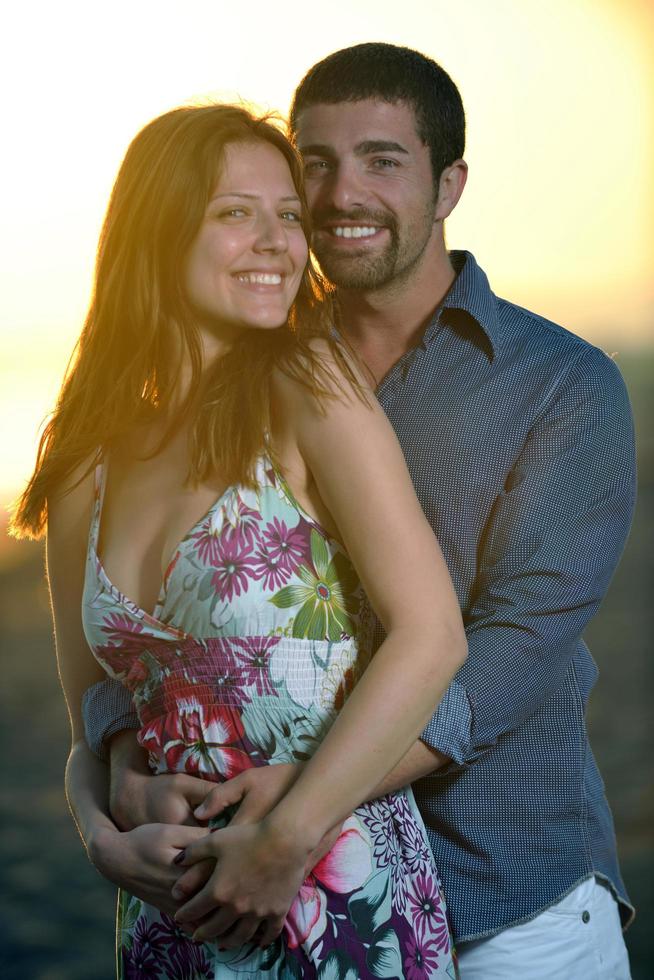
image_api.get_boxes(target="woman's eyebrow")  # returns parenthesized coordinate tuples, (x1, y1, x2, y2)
(209, 192, 301, 203)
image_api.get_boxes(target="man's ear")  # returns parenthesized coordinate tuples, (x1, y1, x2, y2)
(435, 160, 468, 221)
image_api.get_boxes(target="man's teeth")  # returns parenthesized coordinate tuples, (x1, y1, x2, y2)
(332, 226, 378, 239)
(236, 273, 282, 284)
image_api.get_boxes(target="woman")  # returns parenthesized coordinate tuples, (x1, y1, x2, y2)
(12, 104, 466, 978)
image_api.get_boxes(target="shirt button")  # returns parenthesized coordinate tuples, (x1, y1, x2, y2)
(582, 910, 590, 923)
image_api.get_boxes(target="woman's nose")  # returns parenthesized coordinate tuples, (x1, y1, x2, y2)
(253, 214, 288, 253)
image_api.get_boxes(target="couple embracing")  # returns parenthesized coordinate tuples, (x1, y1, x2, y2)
(13, 42, 635, 979)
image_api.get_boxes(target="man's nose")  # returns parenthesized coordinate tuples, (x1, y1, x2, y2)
(319, 162, 367, 212)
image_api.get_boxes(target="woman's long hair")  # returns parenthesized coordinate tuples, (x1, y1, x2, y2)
(11, 104, 359, 539)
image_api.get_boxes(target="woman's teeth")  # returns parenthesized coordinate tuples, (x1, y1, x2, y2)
(236, 273, 282, 284)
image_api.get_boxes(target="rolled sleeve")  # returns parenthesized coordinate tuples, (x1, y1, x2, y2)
(82, 678, 140, 761)
(421, 680, 475, 766)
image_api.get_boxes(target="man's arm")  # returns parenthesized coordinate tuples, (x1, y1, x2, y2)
(86, 346, 636, 823)
(418, 345, 636, 770)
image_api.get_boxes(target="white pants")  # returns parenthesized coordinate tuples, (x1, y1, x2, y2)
(457, 877, 631, 979)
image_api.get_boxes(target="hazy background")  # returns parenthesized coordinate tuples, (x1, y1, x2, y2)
(1, 1, 652, 977)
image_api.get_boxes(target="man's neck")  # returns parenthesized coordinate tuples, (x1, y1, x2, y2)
(337, 247, 457, 384)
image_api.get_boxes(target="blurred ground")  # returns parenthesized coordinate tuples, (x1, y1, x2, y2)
(0, 350, 651, 980)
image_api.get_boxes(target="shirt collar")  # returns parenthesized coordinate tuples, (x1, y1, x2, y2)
(424, 250, 502, 360)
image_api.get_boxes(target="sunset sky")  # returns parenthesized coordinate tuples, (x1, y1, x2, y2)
(1, 0, 652, 512)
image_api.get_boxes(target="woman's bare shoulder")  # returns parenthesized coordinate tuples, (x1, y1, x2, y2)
(272, 337, 373, 418)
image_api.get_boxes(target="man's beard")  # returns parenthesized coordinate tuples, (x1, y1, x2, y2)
(311, 207, 402, 290)
(311, 206, 435, 292)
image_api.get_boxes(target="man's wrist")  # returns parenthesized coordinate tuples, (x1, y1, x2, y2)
(108, 729, 151, 774)
(87, 823, 122, 874)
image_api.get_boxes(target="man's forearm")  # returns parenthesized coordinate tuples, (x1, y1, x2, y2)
(366, 738, 450, 801)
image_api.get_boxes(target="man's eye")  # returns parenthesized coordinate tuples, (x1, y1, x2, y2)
(304, 160, 330, 175)
(372, 158, 399, 169)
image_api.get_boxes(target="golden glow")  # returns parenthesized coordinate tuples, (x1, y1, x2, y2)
(1, 0, 652, 509)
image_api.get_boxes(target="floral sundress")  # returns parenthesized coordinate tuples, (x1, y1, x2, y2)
(82, 455, 457, 979)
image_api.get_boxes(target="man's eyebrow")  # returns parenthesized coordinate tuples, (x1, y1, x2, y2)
(297, 144, 334, 157)
(355, 140, 409, 156)
(298, 141, 410, 157)
(209, 192, 301, 203)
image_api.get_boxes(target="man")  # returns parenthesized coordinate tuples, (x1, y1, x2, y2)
(84, 43, 635, 976)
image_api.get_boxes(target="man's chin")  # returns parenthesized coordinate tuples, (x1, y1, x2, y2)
(314, 252, 394, 291)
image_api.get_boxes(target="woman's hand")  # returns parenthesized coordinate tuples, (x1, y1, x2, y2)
(89, 823, 211, 921)
(193, 763, 303, 826)
(173, 820, 314, 946)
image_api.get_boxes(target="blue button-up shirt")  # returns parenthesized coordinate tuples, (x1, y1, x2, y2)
(83, 251, 636, 942)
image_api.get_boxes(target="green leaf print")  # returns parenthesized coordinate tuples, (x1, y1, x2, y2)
(348, 869, 393, 940)
(269, 530, 359, 641)
(270, 585, 309, 608)
(197, 569, 216, 602)
(316, 949, 359, 980)
(240, 696, 327, 764)
(310, 528, 330, 578)
(117, 893, 142, 952)
(366, 926, 403, 978)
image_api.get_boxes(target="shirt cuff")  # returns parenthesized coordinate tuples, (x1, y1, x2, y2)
(421, 680, 474, 770)
(82, 679, 140, 762)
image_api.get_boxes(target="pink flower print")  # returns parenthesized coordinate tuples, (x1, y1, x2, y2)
(183, 642, 251, 707)
(407, 874, 449, 948)
(100, 612, 148, 648)
(170, 702, 251, 779)
(403, 933, 443, 980)
(210, 534, 258, 602)
(252, 539, 293, 591)
(231, 637, 279, 696)
(143, 677, 252, 779)
(162, 549, 181, 592)
(124, 657, 149, 692)
(189, 521, 223, 566)
(222, 495, 262, 549)
(262, 517, 306, 573)
(284, 817, 371, 949)
(95, 613, 156, 675)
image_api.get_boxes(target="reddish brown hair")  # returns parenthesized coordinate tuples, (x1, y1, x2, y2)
(11, 104, 358, 539)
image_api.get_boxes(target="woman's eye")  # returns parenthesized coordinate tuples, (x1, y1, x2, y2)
(281, 210, 302, 223)
(222, 208, 246, 218)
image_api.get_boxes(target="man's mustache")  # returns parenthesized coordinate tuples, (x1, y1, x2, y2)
(311, 207, 396, 231)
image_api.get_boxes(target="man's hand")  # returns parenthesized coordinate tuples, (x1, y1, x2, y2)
(88, 823, 210, 923)
(108, 730, 214, 830)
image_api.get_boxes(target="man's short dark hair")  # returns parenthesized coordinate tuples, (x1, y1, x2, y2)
(289, 42, 466, 186)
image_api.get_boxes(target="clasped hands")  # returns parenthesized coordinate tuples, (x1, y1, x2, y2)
(108, 761, 342, 947)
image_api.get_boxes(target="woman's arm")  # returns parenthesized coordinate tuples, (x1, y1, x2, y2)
(175, 352, 467, 942)
(46, 466, 207, 918)
(265, 357, 467, 831)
